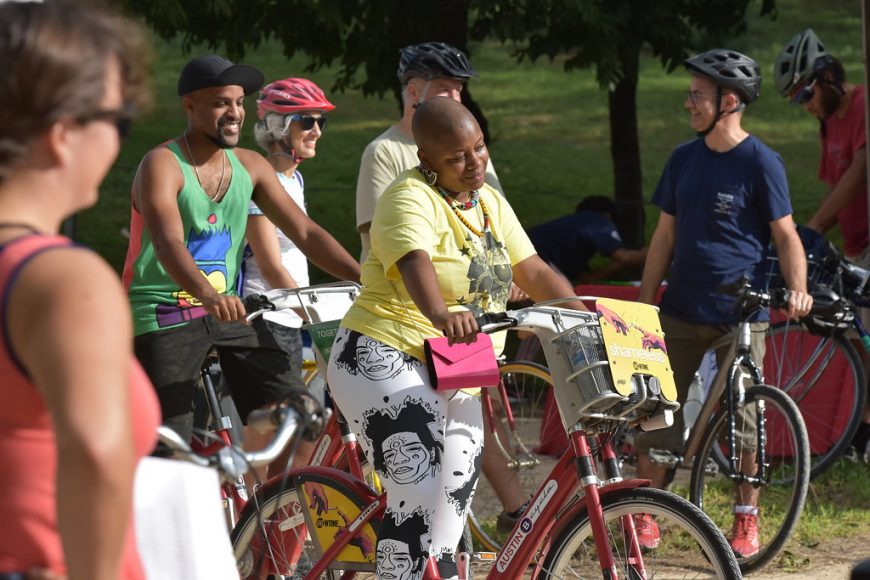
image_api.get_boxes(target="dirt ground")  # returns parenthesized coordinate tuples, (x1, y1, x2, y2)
(748, 534, 870, 579)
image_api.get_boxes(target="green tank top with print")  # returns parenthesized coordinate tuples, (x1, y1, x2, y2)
(126, 141, 253, 336)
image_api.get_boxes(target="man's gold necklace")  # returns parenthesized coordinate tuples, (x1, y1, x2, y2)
(183, 131, 226, 202)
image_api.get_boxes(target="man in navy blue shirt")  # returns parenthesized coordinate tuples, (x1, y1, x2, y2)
(636, 49, 812, 557)
(527, 196, 647, 283)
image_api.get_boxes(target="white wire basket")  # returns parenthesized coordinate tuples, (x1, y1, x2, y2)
(512, 303, 679, 431)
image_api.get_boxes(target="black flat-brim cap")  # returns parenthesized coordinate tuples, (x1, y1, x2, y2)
(177, 55, 265, 96)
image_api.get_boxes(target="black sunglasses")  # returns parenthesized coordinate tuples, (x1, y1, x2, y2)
(290, 114, 327, 131)
(791, 79, 818, 105)
(76, 105, 136, 139)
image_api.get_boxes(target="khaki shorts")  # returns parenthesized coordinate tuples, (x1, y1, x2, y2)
(633, 313, 766, 455)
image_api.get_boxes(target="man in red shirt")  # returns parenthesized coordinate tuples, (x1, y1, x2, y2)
(775, 29, 870, 457)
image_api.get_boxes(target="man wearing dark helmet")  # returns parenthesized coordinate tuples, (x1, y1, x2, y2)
(636, 49, 812, 558)
(774, 29, 870, 461)
(355, 42, 503, 262)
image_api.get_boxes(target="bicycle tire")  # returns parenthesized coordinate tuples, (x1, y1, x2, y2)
(467, 361, 556, 552)
(764, 320, 866, 478)
(689, 384, 810, 574)
(231, 473, 379, 579)
(540, 487, 741, 579)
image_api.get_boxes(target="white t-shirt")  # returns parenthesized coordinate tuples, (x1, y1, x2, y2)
(355, 124, 503, 262)
(242, 171, 309, 328)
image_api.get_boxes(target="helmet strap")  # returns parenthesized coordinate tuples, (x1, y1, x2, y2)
(274, 140, 304, 164)
(818, 77, 846, 97)
(696, 86, 724, 137)
(416, 79, 432, 106)
(696, 87, 745, 137)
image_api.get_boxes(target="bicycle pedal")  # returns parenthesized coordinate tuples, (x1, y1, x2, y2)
(472, 552, 498, 562)
(703, 457, 719, 476)
(648, 449, 680, 468)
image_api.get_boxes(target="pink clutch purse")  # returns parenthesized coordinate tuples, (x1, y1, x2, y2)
(423, 333, 501, 391)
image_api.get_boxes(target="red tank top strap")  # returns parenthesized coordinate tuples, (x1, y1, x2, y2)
(0, 234, 72, 287)
(0, 234, 73, 375)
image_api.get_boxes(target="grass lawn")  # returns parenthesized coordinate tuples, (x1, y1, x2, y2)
(73, 0, 870, 565)
(82, 0, 864, 279)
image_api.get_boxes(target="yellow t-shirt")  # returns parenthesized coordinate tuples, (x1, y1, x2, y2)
(342, 168, 536, 362)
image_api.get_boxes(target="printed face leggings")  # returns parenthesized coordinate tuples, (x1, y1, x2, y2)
(327, 328, 484, 580)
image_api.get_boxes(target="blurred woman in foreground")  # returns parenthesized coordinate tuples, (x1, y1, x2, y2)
(0, 3, 159, 579)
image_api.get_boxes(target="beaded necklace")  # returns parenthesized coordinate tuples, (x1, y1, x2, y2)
(437, 187, 480, 210)
(438, 192, 491, 238)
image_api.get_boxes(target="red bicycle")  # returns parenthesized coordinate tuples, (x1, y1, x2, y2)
(218, 296, 741, 579)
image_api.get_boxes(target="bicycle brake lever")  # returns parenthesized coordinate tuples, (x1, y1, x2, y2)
(216, 446, 248, 480)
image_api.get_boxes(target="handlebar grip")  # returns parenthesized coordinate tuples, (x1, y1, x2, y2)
(246, 405, 286, 433)
(475, 312, 515, 333)
(242, 294, 275, 315)
(769, 287, 792, 310)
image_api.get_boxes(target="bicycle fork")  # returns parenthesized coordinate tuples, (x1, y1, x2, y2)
(571, 430, 646, 580)
(724, 346, 769, 487)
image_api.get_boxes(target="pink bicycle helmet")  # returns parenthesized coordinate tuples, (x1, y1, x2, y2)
(256, 78, 335, 119)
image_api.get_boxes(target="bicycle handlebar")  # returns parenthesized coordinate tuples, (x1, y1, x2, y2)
(243, 281, 361, 324)
(157, 393, 323, 477)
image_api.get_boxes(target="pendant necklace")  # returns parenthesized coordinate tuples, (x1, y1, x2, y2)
(183, 132, 226, 202)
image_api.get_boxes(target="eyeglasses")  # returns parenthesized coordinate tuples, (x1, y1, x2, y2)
(290, 115, 327, 131)
(790, 79, 818, 104)
(685, 90, 715, 104)
(75, 105, 136, 139)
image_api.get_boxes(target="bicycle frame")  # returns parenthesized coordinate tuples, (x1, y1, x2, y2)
(194, 361, 250, 523)
(235, 295, 682, 579)
(479, 362, 542, 469)
(650, 314, 780, 493)
(253, 422, 649, 579)
(491, 430, 649, 579)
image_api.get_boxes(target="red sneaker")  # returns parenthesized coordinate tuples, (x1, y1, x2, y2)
(729, 513, 760, 558)
(633, 513, 660, 550)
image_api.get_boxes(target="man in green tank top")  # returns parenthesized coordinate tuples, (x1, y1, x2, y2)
(123, 55, 360, 441)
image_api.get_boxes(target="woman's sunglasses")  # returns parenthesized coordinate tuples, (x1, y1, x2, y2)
(76, 105, 136, 139)
(290, 115, 327, 131)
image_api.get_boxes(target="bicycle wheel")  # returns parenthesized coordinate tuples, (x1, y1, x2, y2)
(467, 361, 557, 552)
(764, 320, 866, 478)
(689, 385, 810, 574)
(541, 487, 740, 579)
(231, 473, 379, 579)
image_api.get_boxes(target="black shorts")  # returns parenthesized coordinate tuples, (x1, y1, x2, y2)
(134, 316, 304, 440)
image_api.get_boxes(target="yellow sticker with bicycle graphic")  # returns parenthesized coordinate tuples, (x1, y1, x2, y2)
(300, 480, 378, 566)
(595, 298, 677, 402)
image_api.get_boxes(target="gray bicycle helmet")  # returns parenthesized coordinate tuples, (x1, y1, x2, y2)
(397, 42, 477, 84)
(774, 28, 827, 97)
(684, 49, 761, 104)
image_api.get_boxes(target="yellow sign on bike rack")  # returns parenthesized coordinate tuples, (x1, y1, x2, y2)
(595, 298, 677, 402)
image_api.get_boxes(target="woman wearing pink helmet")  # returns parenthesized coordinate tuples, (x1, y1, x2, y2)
(242, 78, 335, 471)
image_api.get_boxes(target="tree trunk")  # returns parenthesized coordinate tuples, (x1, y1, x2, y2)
(608, 48, 645, 248)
